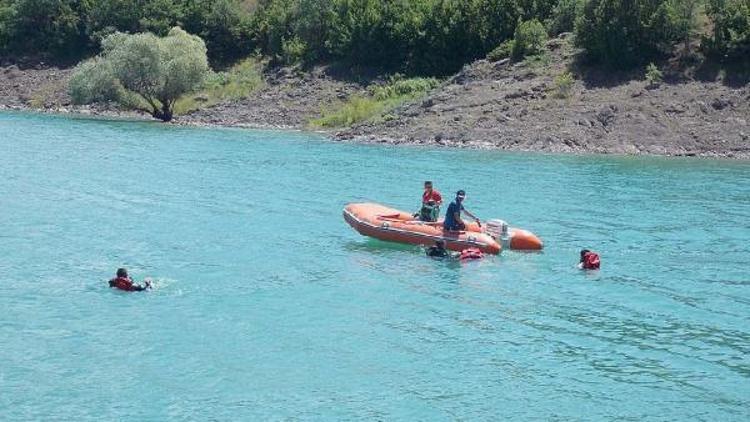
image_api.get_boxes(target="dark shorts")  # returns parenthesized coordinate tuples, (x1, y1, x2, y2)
(443, 221, 466, 231)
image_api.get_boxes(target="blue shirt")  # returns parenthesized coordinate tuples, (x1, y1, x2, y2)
(443, 201, 464, 230)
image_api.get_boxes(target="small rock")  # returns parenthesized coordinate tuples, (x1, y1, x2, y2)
(596, 106, 617, 126)
(665, 103, 687, 114)
(493, 58, 510, 68)
(711, 98, 731, 110)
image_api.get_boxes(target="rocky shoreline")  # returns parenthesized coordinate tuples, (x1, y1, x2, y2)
(2, 46, 749, 159)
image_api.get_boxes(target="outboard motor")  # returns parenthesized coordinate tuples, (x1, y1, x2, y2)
(485, 219, 510, 248)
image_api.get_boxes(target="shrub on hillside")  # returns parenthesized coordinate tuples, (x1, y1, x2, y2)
(281, 35, 307, 65)
(546, 0, 583, 35)
(574, 0, 679, 68)
(190, 0, 254, 64)
(704, 0, 750, 60)
(512, 19, 548, 60)
(369, 76, 439, 101)
(645, 62, 663, 87)
(2, 0, 85, 59)
(553, 71, 574, 98)
(487, 40, 515, 61)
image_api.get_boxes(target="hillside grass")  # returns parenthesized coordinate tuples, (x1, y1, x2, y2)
(311, 76, 439, 128)
(174, 58, 264, 114)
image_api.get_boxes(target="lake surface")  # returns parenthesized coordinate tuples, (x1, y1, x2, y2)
(1, 111, 749, 420)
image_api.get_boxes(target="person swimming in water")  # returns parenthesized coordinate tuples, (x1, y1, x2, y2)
(578, 249, 601, 270)
(426, 240, 451, 258)
(108, 268, 152, 291)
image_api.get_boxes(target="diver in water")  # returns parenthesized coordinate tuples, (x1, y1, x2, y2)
(426, 240, 451, 258)
(108, 268, 152, 291)
(578, 249, 601, 270)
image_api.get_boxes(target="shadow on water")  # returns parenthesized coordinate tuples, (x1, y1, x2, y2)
(344, 238, 423, 254)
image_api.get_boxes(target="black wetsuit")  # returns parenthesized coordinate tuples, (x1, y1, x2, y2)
(426, 246, 450, 257)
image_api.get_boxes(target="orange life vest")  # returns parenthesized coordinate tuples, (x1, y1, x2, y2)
(109, 277, 137, 291)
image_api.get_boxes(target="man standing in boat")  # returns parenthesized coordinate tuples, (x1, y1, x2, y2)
(443, 190, 481, 231)
(415, 181, 443, 222)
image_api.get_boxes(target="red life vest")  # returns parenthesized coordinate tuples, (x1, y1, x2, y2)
(582, 252, 600, 270)
(423, 189, 442, 205)
(460, 247, 484, 260)
(110, 277, 137, 291)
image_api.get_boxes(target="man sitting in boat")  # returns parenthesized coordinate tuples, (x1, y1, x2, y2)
(415, 181, 443, 222)
(443, 190, 481, 231)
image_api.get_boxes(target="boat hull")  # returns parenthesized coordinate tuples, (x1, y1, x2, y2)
(343, 203, 502, 254)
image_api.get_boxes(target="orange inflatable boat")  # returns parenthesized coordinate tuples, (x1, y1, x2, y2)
(343, 203, 544, 254)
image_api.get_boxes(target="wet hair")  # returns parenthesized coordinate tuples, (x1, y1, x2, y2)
(456, 189, 466, 197)
(116, 268, 128, 278)
(424, 181, 433, 187)
(580, 249, 590, 262)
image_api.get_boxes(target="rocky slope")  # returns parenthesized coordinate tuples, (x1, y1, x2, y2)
(181, 66, 367, 129)
(335, 39, 750, 158)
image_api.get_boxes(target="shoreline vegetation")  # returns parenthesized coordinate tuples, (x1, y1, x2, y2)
(0, 0, 748, 158)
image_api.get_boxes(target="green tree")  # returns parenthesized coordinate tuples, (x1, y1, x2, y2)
(0, 0, 14, 53)
(2, 0, 87, 58)
(547, 0, 583, 35)
(70, 27, 210, 121)
(575, 0, 678, 68)
(667, 0, 702, 54)
(512, 18, 547, 60)
(705, 0, 750, 59)
(182, 0, 253, 64)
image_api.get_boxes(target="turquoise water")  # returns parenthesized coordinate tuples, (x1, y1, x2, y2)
(1, 111, 749, 420)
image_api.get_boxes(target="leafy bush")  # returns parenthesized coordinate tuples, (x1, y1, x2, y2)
(546, 0, 583, 35)
(281, 36, 307, 65)
(487, 40, 515, 61)
(312, 95, 383, 127)
(704, 0, 750, 60)
(645, 62, 663, 86)
(369, 76, 439, 100)
(2, 0, 86, 59)
(512, 19, 548, 60)
(553, 71, 574, 98)
(575, 0, 679, 68)
(69, 57, 121, 104)
(70, 27, 209, 121)
(252, 0, 522, 75)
